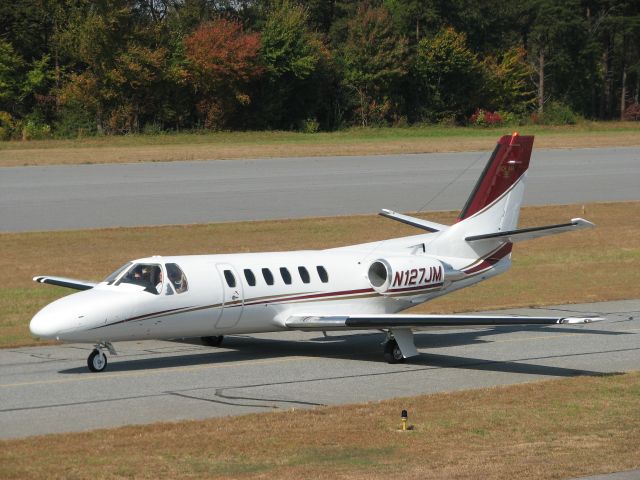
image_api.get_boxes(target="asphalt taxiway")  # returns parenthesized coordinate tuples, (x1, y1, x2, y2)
(1, 299, 637, 440)
(1, 146, 639, 232)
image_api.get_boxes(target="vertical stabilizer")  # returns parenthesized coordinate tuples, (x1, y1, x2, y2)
(458, 133, 534, 223)
(427, 133, 534, 259)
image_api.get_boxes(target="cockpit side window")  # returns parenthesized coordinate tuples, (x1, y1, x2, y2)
(116, 263, 163, 294)
(166, 263, 189, 294)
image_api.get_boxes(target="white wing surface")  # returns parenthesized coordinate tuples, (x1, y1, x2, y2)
(285, 314, 604, 330)
(33, 276, 96, 291)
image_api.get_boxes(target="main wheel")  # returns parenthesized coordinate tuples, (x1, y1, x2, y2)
(87, 349, 108, 372)
(383, 339, 405, 364)
(201, 335, 224, 347)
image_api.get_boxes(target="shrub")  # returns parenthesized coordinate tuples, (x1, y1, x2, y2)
(623, 103, 640, 121)
(53, 103, 96, 138)
(142, 122, 164, 135)
(105, 105, 137, 134)
(299, 117, 320, 133)
(497, 111, 518, 125)
(537, 101, 580, 125)
(0, 111, 16, 140)
(469, 108, 503, 126)
(22, 116, 51, 140)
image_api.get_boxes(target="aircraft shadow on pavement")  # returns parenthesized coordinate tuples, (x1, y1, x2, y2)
(412, 325, 626, 349)
(311, 324, 624, 349)
(58, 326, 630, 378)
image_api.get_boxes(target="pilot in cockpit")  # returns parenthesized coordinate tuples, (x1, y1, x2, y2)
(155, 270, 163, 294)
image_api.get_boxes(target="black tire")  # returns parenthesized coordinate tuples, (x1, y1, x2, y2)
(383, 339, 405, 364)
(87, 349, 107, 372)
(201, 335, 224, 347)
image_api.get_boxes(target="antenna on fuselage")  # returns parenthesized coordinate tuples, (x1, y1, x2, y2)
(356, 146, 491, 264)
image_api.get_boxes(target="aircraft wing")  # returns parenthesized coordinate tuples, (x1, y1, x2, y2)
(33, 276, 96, 291)
(284, 314, 604, 330)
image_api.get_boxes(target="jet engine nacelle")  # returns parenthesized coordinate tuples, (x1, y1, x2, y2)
(367, 256, 446, 295)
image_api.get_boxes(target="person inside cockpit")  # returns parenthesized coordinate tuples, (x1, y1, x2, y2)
(155, 270, 163, 294)
(118, 264, 163, 294)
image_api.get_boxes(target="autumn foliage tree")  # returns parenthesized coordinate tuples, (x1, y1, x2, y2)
(257, 0, 329, 129)
(482, 47, 536, 115)
(1, 0, 639, 137)
(337, 3, 409, 126)
(414, 27, 481, 121)
(184, 19, 262, 129)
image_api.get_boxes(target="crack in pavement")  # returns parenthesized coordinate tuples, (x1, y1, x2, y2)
(168, 391, 276, 409)
(214, 388, 326, 407)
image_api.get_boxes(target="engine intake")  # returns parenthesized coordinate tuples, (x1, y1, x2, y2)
(368, 257, 446, 295)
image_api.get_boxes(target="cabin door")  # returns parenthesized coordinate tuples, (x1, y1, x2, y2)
(215, 264, 244, 329)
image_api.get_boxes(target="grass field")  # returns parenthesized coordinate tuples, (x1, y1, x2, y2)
(1, 201, 638, 348)
(1, 371, 639, 479)
(1, 122, 639, 166)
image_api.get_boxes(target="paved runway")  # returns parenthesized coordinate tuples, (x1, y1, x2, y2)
(1, 299, 637, 439)
(2, 147, 639, 232)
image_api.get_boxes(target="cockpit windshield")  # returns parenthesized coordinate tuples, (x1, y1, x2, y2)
(116, 263, 164, 294)
(103, 262, 132, 284)
(166, 263, 188, 294)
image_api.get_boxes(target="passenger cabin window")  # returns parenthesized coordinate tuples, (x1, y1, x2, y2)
(280, 267, 292, 285)
(223, 269, 236, 288)
(298, 266, 310, 284)
(166, 263, 189, 294)
(117, 263, 163, 294)
(244, 269, 256, 286)
(316, 266, 329, 283)
(262, 268, 274, 286)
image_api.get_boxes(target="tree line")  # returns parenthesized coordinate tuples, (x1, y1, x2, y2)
(1, 0, 639, 139)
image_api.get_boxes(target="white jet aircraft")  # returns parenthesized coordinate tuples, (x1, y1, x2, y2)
(30, 133, 603, 372)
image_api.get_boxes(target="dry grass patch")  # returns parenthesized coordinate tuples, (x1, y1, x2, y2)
(1, 123, 638, 166)
(1, 201, 638, 348)
(1, 372, 639, 479)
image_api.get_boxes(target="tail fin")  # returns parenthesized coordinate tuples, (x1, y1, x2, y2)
(427, 133, 534, 259)
(458, 132, 534, 225)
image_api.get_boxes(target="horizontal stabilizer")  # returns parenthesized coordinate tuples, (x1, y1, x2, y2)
(379, 209, 449, 233)
(465, 218, 595, 243)
(285, 314, 604, 330)
(33, 276, 96, 291)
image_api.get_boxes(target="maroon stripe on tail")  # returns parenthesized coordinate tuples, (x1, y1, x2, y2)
(458, 134, 534, 221)
(464, 243, 513, 274)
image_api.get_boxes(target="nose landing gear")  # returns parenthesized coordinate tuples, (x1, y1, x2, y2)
(88, 349, 107, 372)
(201, 335, 224, 347)
(87, 342, 116, 372)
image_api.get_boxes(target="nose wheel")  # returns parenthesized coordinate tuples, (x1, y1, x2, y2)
(87, 342, 116, 372)
(88, 349, 107, 372)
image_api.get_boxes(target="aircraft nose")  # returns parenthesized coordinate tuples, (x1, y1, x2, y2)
(30, 308, 61, 339)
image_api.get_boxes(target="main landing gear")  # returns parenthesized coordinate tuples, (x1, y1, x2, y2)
(383, 337, 405, 364)
(382, 329, 419, 364)
(201, 335, 224, 347)
(87, 342, 116, 372)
